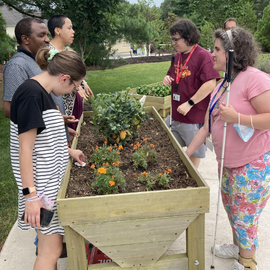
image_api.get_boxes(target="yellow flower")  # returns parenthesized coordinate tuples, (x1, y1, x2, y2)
(98, 167, 107, 174)
(142, 171, 148, 177)
(90, 164, 95, 169)
(118, 145, 123, 150)
(109, 181, 115, 186)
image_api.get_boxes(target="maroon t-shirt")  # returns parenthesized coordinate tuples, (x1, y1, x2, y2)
(167, 45, 220, 124)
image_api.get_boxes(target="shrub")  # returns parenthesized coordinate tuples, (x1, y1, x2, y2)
(91, 91, 149, 145)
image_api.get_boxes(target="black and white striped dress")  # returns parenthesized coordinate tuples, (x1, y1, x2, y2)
(10, 79, 69, 235)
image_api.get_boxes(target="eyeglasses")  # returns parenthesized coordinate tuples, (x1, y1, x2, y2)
(72, 81, 80, 91)
(171, 37, 182, 42)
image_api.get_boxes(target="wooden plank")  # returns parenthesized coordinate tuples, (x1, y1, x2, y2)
(57, 188, 209, 225)
(70, 215, 197, 267)
(186, 214, 205, 270)
(87, 254, 188, 270)
(65, 226, 87, 270)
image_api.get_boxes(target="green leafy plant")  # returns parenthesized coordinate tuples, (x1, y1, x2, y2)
(136, 84, 151, 95)
(90, 143, 120, 167)
(151, 84, 171, 97)
(156, 172, 174, 188)
(132, 142, 157, 169)
(91, 91, 149, 144)
(92, 166, 126, 195)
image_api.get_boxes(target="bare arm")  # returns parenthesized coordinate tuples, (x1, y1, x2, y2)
(219, 90, 270, 129)
(19, 128, 44, 228)
(177, 79, 217, 115)
(3, 101, 11, 118)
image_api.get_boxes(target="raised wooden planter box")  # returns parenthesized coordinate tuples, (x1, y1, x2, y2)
(128, 82, 171, 120)
(57, 107, 210, 270)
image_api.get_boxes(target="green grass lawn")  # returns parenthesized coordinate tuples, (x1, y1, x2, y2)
(85, 61, 171, 95)
(0, 110, 18, 250)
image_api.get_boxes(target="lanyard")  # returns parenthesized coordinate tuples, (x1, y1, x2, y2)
(208, 72, 239, 133)
(176, 44, 197, 86)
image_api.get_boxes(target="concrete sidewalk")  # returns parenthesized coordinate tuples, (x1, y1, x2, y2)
(0, 149, 269, 270)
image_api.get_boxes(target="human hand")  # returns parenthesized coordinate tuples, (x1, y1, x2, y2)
(177, 102, 192, 116)
(24, 197, 45, 228)
(63, 115, 79, 125)
(219, 102, 238, 123)
(77, 85, 88, 100)
(68, 148, 85, 165)
(84, 84, 94, 99)
(163, 75, 174, 86)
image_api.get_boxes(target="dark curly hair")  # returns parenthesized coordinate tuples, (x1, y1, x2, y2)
(170, 18, 200, 46)
(214, 27, 260, 71)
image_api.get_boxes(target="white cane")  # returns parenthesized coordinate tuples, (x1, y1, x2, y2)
(169, 55, 175, 131)
(211, 49, 234, 269)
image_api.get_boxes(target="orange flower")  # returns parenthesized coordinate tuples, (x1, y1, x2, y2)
(104, 141, 107, 144)
(109, 181, 115, 186)
(116, 161, 120, 165)
(98, 167, 107, 174)
(90, 164, 95, 169)
(117, 151, 120, 155)
(143, 138, 147, 142)
(133, 145, 137, 150)
(136, 142, 140, 147)
(112, 162, 116, 166)
(142, 171, 148, 177)
(118, 145, 123, 150)
(163, 170, 167, 173)
(96, 173, 99, 176)
(95, 145, 98, 149)
(133, 173, 137, 178)
(168, 169, 172, 174)
(108, 147, 112, 151)
(150, 144, 154, 148)
(105, 162, 109, 167)
(159, 173, 162, 176)
(114, 144, 117, 147)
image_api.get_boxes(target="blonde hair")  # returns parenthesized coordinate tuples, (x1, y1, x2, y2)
(35, 46, 86, 82)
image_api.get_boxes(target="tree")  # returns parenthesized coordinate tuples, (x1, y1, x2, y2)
(253, 0, 270, 19)
(117, 0, 163, 55)
(255, 2, 270, 52)
(199, 21, 215, 52)
(189, 0, 257, 32)
(1, 0, 121, 61)
(0, 8, 16, 63)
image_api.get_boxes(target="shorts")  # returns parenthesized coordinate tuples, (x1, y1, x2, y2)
(220, 151, 270, 250)
(165, 116, 206, 158)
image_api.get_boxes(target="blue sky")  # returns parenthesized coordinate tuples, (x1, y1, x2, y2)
(128, 0, 163, 7)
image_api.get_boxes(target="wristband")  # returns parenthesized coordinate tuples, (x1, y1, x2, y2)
(188, 99, 195, 106)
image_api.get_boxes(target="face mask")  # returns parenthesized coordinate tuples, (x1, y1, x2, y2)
(233, 113, 254, 142)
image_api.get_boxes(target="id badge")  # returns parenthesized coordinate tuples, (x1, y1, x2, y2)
(173, 93, 180, 102)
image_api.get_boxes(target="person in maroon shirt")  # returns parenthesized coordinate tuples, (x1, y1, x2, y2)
(163, 18, 220, 168)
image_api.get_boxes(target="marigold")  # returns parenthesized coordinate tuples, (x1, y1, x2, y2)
(108, 147, 112, 151)
(105, 162, 109, 167)
(96, 173, 99, 176)
(150, 144, 154, 148)
(109, 181, 115, 186)
(97, 167, 107, 174)
(133, 145, 137, 150)
(142, 171, 148, 177)
(143, 138, 147, 142)
(90, 164, 95, 169)
(133, 173, 137, 178)
(104, 141, 107, 144)
(159, 173, 162, 176)
(117, 151, 120, 155)
(168, 169, 172, 173)
(118, 145, 123, 150)
(116, 161, 120, 165)
(112, 162, 116, 166)
(136, 142, 140, 147)
(163, 170, 167, 173)
(95, 145, 98, 149)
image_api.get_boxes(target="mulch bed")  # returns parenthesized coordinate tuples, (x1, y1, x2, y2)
(66, 114, 197, 198)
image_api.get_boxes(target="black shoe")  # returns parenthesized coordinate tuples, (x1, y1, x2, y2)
(36, 243, 67, 258)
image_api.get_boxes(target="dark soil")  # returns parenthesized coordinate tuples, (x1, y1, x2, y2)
(66, 114, 197, 198)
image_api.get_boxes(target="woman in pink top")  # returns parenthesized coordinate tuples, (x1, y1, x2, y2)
(186, 27, 270, 270)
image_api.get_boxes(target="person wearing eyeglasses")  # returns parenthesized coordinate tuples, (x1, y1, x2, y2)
(10, 47, 86, 270)
(224, 18, 238, 31)
(163, 18, 220, 168)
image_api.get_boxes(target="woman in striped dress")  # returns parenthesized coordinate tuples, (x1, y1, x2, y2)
(10, 47, 86, 270)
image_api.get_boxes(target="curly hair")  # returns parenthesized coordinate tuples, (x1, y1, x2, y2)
(214, 27, 260, 71)
(170, 18, 200, 46)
